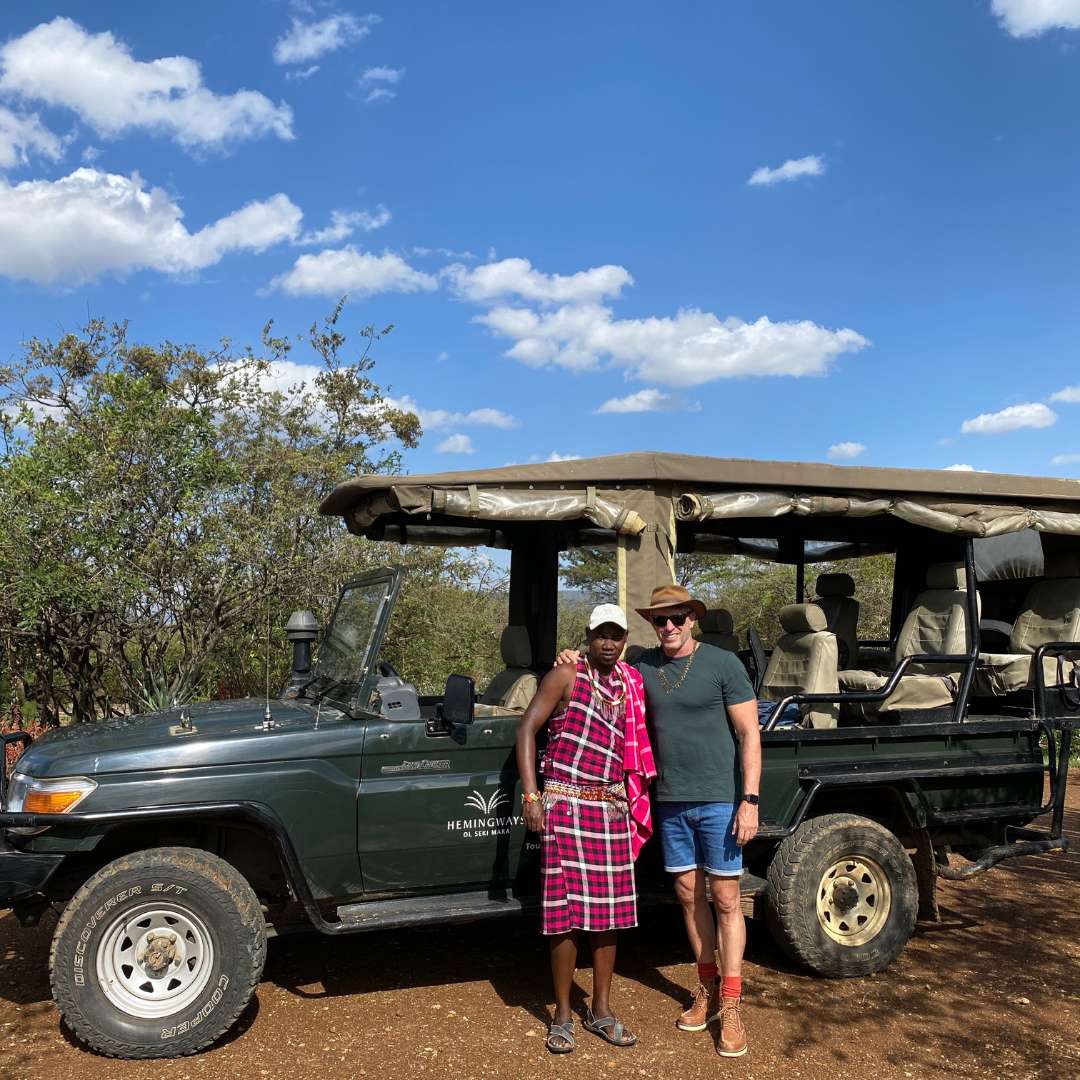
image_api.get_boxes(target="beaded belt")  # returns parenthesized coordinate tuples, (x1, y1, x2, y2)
(543, 779, 627, 807)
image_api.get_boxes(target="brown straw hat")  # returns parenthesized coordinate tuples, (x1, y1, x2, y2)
(635, 584, 707, 622)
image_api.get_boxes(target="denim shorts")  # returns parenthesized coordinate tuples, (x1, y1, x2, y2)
(656, 800, 742, 877)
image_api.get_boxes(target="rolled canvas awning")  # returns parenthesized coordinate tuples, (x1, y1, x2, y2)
(675, 491, 1080, 537)
(321, 452, 1080, 648)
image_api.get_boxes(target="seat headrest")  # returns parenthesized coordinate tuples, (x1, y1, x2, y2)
(779, 603, 828, 634)
(500, 625, 532, 668)
(1044, 552, 1080, 578)
(624, 644, 645, 664)
(925, 562, 966, 590)
(698, 608, 734, 635)
(815, 572, 855, 598)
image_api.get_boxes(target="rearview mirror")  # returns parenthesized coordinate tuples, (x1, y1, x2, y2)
(440, 674, 475, 727)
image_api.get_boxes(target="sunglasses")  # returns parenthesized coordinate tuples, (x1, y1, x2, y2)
(650, 611, 690, 628)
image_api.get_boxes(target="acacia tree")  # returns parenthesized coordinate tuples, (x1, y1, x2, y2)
(0, 304, 421, 722)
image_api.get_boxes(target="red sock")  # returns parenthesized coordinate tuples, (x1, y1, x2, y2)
(721, 976, 742, 1000)
(697, 961, 718, 983)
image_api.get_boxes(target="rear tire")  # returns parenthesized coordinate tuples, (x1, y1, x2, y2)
(50, 846, 266, 1058)
(765, 813, 917, 977)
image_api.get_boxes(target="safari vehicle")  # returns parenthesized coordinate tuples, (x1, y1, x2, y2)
(1, 452, 1076, 1059)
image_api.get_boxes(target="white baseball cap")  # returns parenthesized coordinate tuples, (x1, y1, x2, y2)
(587, 603, 628, 631)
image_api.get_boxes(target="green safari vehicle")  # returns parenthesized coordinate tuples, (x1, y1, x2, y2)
(1, 453, 1075, 1058)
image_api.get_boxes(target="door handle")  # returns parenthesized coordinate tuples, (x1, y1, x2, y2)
(379, 733, 390, 740)
(482, 728, 493, 735)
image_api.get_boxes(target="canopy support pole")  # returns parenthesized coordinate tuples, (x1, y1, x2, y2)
(509, 532, 559, 669)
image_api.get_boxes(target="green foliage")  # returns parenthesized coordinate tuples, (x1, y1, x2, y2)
(560, 547, 896, 649)
(0, 306, 429, 723)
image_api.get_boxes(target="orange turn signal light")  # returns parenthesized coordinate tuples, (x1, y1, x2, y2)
(24, 789, 87, 814)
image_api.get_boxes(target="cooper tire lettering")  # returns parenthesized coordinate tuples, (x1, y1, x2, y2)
(50, 848, 265, 1059)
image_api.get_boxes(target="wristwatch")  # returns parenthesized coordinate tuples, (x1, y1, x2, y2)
(742, 793, 760, 806)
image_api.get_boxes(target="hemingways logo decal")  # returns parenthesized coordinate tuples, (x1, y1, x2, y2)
(447, 789, 523, 840)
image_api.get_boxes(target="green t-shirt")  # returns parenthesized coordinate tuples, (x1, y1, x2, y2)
(633, 643, 755, 803)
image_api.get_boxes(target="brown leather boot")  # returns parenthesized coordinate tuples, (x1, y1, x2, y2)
(676, 981, 719, 1032)
(717, 996, 748, 1057)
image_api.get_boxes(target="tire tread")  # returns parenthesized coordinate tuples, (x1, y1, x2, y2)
(50, 846, 266, 1059)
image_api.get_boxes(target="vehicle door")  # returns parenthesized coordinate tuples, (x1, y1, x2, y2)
(356, 704, 535, 894)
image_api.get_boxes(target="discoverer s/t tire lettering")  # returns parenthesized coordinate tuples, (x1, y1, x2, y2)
(50, 847, 266, 1058)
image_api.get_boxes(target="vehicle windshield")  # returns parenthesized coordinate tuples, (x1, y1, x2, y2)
(315, 576, 393, 697)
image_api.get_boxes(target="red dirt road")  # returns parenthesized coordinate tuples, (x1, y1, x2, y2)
(2, 777, 1077, 1080)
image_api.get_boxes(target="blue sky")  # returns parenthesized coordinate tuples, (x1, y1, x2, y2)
(1, 1, 1079, 477)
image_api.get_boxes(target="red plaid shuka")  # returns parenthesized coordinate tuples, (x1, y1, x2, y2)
(539, 660, 637, 936)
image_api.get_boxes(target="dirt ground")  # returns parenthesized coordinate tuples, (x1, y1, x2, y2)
(2, 777, 1077, 1080)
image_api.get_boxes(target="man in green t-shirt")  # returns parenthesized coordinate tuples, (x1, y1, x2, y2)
(557, 583, 760, 1058)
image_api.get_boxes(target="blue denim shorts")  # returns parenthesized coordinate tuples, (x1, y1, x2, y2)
(656, 800, 742, 877)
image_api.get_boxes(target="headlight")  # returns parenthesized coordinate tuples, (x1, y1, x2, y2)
(6, 773, 97, 814)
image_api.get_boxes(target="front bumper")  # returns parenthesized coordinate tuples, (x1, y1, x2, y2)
(0, 845, 65, 907)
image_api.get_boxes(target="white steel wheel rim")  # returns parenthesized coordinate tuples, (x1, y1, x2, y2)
(95, 901, 215, 1019)
(816, 854, 892, 946)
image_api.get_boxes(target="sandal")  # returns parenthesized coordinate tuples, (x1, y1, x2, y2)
(546, 1019, 576, 1054)
(584, 1008, 637, 1047)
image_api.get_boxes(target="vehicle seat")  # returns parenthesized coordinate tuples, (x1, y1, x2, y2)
(697, 608, 739, 652)
(814, 573, 859, 669)
(759, 604, 839, 729)
(839, 562, 974, 714)
(478, 626, 538, 711)
(973, 552, 1080, 696)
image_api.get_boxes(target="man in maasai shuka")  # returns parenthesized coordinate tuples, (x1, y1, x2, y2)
(515, 603, 655, 1055)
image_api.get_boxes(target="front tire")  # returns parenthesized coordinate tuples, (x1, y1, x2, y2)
(765, 813, 918, 977)
(50, 847, 266, 1058)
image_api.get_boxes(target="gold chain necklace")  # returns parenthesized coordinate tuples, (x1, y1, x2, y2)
(656, 643, 698, 695)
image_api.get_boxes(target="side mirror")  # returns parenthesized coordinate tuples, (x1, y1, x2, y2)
(440, 674, 475, 727)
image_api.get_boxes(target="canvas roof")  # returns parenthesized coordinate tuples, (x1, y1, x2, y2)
(321, 451, 1080, 517)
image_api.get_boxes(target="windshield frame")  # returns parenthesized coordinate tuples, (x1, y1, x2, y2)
(313, 568, 403, 714)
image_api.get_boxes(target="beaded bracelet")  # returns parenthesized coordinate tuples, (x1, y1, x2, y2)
(522, 791, 542, 805)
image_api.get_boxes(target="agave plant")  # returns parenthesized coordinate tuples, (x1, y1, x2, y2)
(134, 670, 198, 715)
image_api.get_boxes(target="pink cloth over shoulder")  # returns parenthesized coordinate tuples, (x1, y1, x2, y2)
(618, 659, 656, 860)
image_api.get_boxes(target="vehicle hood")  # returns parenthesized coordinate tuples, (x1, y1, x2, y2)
(14, 699, 353, 779)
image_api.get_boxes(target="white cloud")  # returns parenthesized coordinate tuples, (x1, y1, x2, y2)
(446, 257, 633, 305)
(358, 65, 404, 104)
(748, 154, 825, 187)
(0, 168, 302, 286)
(596, 388, 683, 414)
(437, 433, 474, 454)
(80, 144, 101, 164)
(992, 0, 1080, 37)
(1051, 453, 1080, 465)
(827, 441, 866, 461)
(944, 463, 976, 471)
(0, 105, 64, 169)
(298, 205, 391, 245)
(1049, 384, 1080, 403)
(285, 65, 320, 83)
(475, 300, 868, 386)
(0, 18, 292, 150)
(546, 451, 581, 462)
(268, 246, 438, 297)
(392, 395, 519, 430)
(273, 14, 379, 64)
(454, 258, 865, 386)
(960, 402, 1057, 434)
(362, 66, 405, 84)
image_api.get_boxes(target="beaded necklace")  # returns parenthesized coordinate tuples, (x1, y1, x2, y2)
(585, 658, 627, 724)
(656, 642, 698, 695)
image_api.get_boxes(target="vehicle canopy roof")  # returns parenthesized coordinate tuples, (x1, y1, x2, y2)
(321, 452, 1080, 653)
